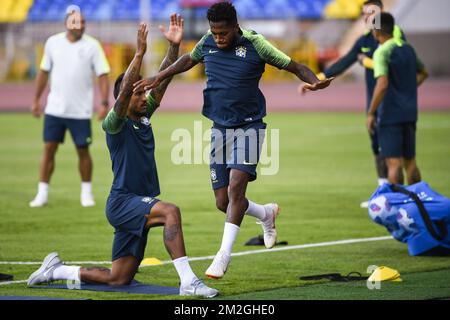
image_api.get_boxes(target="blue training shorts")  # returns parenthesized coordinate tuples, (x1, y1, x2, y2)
(378, 122, 416, 159)
(106, 193, 160, 262)
(210, 121, 267, 190)
(43, 114, 92, 147)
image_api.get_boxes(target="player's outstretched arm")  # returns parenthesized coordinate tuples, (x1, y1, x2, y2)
(285, 61, 334, 92)
(149, 13, 183, 106)
(133, 53, 197, 93)
(114, 23, 148, 118)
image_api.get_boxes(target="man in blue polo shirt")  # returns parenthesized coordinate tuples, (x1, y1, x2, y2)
(367, 12, 428, 186)
(27, 18, 218, 298)
(134, 2, 333, 279)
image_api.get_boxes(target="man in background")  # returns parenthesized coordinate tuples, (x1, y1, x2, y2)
(367, 12, 428, 185)
(30, 5, 110, 208)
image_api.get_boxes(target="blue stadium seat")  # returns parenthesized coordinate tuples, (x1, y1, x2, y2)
(26, 0, 331, 22)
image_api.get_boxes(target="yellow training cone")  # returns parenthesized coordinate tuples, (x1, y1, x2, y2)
(368, 266, 402, 282)
(140, 257, 163, 266)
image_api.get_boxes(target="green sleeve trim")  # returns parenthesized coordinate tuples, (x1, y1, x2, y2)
(373, 38, 400, 78)
(393, 25, 403, 40)
(242, 29, 291, 69)
(102, 109, 125, 134)
(146, 92, 159, 118)
(190, 32, 210, 63)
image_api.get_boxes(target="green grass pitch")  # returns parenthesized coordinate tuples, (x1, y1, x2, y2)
(0, 112, 449, 300)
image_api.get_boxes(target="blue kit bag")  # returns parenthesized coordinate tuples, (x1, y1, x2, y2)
(368, 182, 450, 256)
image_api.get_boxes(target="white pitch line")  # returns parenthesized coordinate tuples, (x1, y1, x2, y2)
(149, 235, 393, 267)
(0, 280, 27, 286)
(0, 235, 393, 281)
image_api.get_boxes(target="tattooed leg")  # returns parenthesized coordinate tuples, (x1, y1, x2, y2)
(146, 201, 187, 260)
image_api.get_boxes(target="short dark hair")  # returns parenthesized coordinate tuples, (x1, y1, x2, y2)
(207, 1, 237, 25)
(364, 0, 383, 9)
(377, 12, 395, 36)
(113, 73, 142, 99)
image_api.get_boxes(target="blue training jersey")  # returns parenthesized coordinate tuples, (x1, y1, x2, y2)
(190, 29, 291, 127)
(373, 38, 424, 126)
(102, 95, 160, 198)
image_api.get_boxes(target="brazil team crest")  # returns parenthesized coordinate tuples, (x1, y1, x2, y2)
(140, 117, 150, 126)
(235, 46, 247, 58)
(142, 197, 155, 204)
(210, 169, 217, 182)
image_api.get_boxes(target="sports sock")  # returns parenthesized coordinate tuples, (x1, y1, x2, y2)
(245, 200, 267, 221)
(37, 182, 49, 198)
(219, 222, 240, 254)
(378, 178, 389, 186)
(52, 265, 81, 281)
(81, 182, 92, 196)
(173, 256, 197, 286)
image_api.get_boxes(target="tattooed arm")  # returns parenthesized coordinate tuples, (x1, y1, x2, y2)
(114, 23, 148, 118)
(147, 14, 183, 111)
(102, 23, 148, 134)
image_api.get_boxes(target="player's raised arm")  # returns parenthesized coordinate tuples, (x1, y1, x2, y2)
(102, 23, 148, 134)
(148, 14, 183, 106)
(114, 23, 148, 117)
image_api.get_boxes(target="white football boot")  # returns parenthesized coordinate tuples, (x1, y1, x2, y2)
(205, 250, 231, 280)
(179, 278, 219, 298)
(29, 194, 48, 208)
(81, 193, 95, 207)
(27, 252, 63, 286)
(257, 203, 280, 249)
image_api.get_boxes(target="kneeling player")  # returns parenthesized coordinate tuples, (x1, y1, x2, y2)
(27, 18, 218, 298)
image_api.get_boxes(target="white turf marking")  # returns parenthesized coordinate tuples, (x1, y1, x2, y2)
(0, 280, 27, 286)
(0, 236, 393, 283)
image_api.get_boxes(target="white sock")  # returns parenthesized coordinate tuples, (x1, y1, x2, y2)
(219, 222, 240, 254)
(173, 256, 196, 286)
(52, 265, 81, 281)
(245, 200, 267, 221)
(37, 182, 49, 198)
(81, 182, 92, 196)
(378, 178, 389, 186)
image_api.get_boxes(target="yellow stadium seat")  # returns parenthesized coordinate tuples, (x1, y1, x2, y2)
(0, 0, 34, 23)
(0, 0, 15, 23)
(325, 0, 366, 19)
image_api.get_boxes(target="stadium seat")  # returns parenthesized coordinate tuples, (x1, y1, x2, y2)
(324, 0, 366, 19)
(23, 0, 332, 22)
(0, 0, 34, 23)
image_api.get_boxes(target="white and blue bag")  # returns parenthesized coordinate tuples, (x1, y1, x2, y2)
(368, 182, 450, 256)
